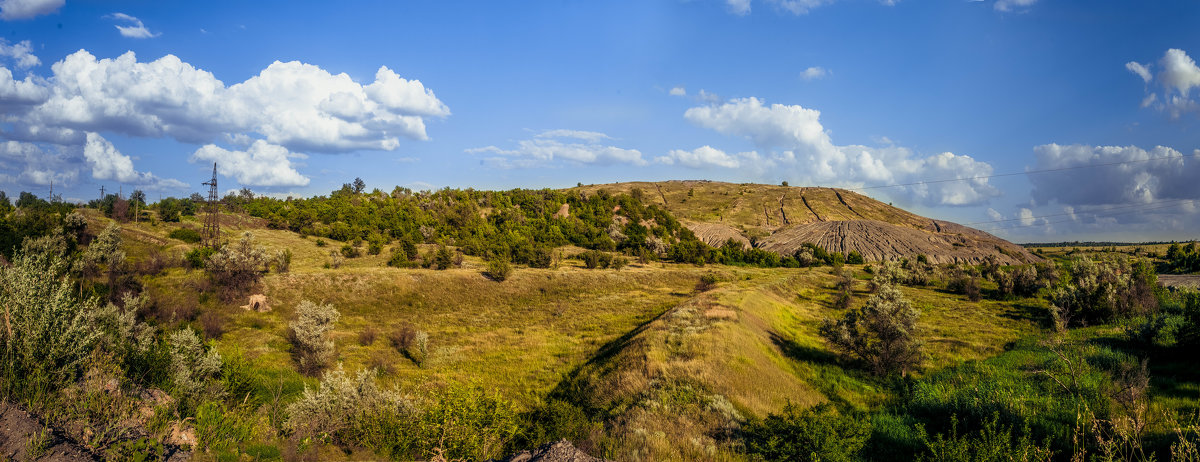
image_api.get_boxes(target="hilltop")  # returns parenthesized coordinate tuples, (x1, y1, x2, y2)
(575, 180, 1037, 265)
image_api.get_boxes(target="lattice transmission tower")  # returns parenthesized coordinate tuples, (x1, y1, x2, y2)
(201, 163, 221, 249)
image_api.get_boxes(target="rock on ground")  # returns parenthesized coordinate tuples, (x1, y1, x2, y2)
(492, 439, 610, 462)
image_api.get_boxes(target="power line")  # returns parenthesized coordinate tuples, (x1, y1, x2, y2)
(979, 200, 1193, 232)
(963, 198, 1196, 226)
(847, 152, 1200, 192)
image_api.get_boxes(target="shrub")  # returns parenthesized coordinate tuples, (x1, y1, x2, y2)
(341, 244, 360, 258)
(847, 250, 865, 265)
(205, 232, 269, 300)
(285, 366, 414, 445)
(611, 256, 629, 270)
(168, 328, 224, 410)
(389, 324, 417, 351)
(329, 250, 345, 269)
(368, 240, 383, 256)
(358, 327, 377, 346)
(696, 273, 720, 292)
(434, 245, 454, 270)
(316, 239, 327, 247)
(528, 246, 554, 268)
(834, 270, 854, 310)
(168, 227, 202, 244)
(485, 257, 513, 281)
(184, 246, 216, 270)
(411, 330, 430, 367)
(289, 300, 341, 375)
(743, 403, 872, 462)
(0, 240, 101, 394)
(272, 249, 292, 273)
(198, 311, 227, 339)
(579, 250, 612, 269)
(947, 267, 982, 302)
(820, 283, 923, 376)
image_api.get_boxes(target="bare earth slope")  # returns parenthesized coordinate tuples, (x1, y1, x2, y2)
(576, 180, 1036, 264)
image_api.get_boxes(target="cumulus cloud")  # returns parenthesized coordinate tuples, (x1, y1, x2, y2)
(0, 39, 39, 69)
(0, 139, 77, 187)
(993, 0, 1036, 12)
(190, 140, 310, 187)
(1028, 143, 1200, 207)
(657, 145, 753, 169)
(1017, 208, 1035, 226)
(669, 86, 686, 97)
(466, 129, 645, 168)
(681, 97, 999, 206)
(82, 132, 185, 189)
(0, 50, 447, 153)
(800, 66, 829, 80)
(0, 0, 63, 20)
(109, 13, 160, 39)
(1129, 48, 1200, 118)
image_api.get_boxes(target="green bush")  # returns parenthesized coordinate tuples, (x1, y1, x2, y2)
(820, 283, 923, 376)
(341, 243, 360, 258)
(185, 246, 216, 270)
(743, 403, 872, 462)
(847, 250, 865, 264)
(168, 227, 202, 244)
(696, 273, 720, 292)
(486, 257, 513, 281)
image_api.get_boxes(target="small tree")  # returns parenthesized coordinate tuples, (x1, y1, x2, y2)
(485, 257, 513, 281)
(289, 300, 340, 375)
(819, 283, 923, 376)
(205, 232, 269, 300)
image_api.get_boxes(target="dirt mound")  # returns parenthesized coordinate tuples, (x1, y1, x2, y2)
(241, 294, 270, 312)
(578, 182, 1038, 265)
(759, 219, 1035, 265)
(492, 439, 609, 462)
(0, 401, 96, 461)
(684, 221, 750, 249)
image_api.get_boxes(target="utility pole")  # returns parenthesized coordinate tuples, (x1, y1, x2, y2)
(201, 163, 221, 249)
(99, 185, 106, 202)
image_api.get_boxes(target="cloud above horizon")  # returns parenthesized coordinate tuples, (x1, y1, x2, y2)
(673, 97, 1000, 206)
(1127, 48, 1200, 119)
(0, 47, 448, 191)
(108, 13, 160, 39)
(0, 0, 63, 20)
(467, 129, 646, 168)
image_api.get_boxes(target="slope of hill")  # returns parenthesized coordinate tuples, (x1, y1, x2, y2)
(575, 180, 1036, 264)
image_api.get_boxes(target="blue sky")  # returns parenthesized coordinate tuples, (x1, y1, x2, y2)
(0, 0, 1198, 242)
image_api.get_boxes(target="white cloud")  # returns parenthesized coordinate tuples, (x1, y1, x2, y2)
(1130, 48, 1200, 119)
(696, 89, 721, 104)
(82, 132, 184, 188)
(727, 0, 751, 15)
(669, 86, 686, 97)
(770, 0, 832, 15)
(800, 66, 829, 80)
(0, 139, 77, 187)
(1017, 208, 1035, 226)
(986, 208, 1003, 221)
(657, 145, 750, 169)
(0, 39, 39, 69)
(1126, 61, 1152, 83)
(467, 129, 645, 168)
(0, 49, 448, 152)
(994, 0, 1036, 12)
(190, 140, 310, 187)
(109, 13, 160, 39)
(1029, 144, 1200, 207)
(535, 129, 612, 142)
(0, 0, 63, 20)
(682, 97, 999, 206)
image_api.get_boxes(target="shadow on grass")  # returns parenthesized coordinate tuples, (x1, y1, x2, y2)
(769, 332, 840, 367)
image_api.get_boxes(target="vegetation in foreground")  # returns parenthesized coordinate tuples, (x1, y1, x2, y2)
(0, 186, 1198, 461)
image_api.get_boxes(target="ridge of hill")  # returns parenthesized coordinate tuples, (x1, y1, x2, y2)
(575, 180, 1037, 264)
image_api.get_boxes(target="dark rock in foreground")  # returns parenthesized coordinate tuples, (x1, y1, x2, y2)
(492, 439, 610, 462)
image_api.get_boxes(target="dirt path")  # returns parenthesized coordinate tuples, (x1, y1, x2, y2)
(0, 401, 96, 461)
